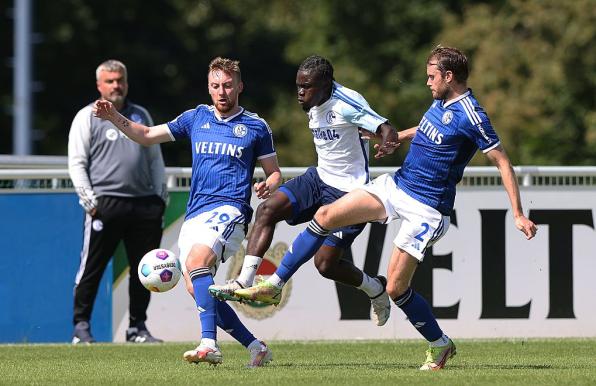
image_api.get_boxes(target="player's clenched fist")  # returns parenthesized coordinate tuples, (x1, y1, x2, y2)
(93, 100, 116, 120)
(515, 215, 538, 240)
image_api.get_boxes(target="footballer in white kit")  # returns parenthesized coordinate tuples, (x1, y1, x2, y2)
(308, 81, 386, 192)
(277, 80, 388, 248)
(227, 56, 398, 330)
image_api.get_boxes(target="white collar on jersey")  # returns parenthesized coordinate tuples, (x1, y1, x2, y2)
(212, 106, 245, 122)
(308, 82, 340, 114)
(443, 89, 471, 108)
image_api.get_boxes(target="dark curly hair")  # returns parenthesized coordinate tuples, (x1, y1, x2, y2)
(298, 55, 334, 84)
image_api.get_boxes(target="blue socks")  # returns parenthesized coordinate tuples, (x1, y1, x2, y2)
(276, 219, 330, 282)
(189, 268, 217, 340)
(394, 287, 443, 342)
(215, 301, 255, 347)
(190, 267, 256, 347)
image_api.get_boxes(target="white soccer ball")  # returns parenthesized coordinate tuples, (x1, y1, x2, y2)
(138, 249, 182, 292)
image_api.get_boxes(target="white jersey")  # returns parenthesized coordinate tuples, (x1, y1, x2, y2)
(307, 81, 387, 192)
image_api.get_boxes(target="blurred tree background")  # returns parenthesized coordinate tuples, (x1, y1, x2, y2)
(1, 0, 594, 166)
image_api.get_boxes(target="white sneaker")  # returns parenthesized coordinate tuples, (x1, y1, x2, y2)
(247, 341, 273, 368)
(209, 280, 244, 302)
(370, 276, 391, 326)
(183, 343, 223, 365)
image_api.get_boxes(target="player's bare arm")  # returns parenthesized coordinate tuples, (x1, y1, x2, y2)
(364, 125, 417, 142)
(254, 155, 282, 199)
(371, 124, 419, 158)
(396, 126, 418, 142)
(486, 146, 538, 240)
(94, 100, 171, 146)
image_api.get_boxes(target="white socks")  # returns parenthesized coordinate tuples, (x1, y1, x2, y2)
(430, 334, 450, 347)
(200, 338, 217, 349)
(237, 255, 263, 286)
(238, 255, 284, 289)
(267, 273, 285, 288)
(247, 339, 262, 352)
(358, 273, 384, 297)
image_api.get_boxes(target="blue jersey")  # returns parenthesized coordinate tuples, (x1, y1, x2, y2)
(395, 90, 500, 215)
(166, 105, 276, 222)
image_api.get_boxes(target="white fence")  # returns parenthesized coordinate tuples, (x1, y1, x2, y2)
(2, 166, 596, 192)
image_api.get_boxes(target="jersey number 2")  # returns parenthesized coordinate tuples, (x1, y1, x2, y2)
(414, 223, 430, 241)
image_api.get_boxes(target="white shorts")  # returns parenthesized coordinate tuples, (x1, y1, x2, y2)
(177, 205, 247, 273)
(361, 173, 450, 261)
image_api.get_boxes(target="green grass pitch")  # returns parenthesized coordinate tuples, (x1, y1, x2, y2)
(1, 339, 595, 385)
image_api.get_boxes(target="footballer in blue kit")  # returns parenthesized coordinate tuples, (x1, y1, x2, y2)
(167, 104, 276, 222)
(237, 47, 537, 370)
(396, 91, 500, 216)
(94, 57, 281, 367)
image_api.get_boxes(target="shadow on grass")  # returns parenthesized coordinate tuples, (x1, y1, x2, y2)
(272, 362, 555, 370)
(453, 364, 554, 370)
(272, 362, 427, 370)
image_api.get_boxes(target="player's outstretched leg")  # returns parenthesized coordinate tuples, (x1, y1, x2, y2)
(236, 219, 330, 304)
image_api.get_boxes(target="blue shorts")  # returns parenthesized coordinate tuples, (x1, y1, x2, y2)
(278, 166, 366, 249)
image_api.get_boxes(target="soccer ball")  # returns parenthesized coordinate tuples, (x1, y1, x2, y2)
(138, 249, 182, 292)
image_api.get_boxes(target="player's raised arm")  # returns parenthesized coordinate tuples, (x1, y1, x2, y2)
(254, 155, 282, 200)
(486, 145, 538, 240)
(94, 100, 172, 146)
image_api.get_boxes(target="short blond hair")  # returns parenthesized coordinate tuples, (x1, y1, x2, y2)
(208, 57, 241, 81)
(96, 59, 127, 81)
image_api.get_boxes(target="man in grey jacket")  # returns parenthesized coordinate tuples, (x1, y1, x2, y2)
(68, 60, 166, 344)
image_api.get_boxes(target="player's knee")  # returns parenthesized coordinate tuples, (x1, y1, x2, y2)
(314, 257, 336, 279)
(386, 279, 409, 300)
(185, 245, 216, 271)
(314, 206, 333, 228)
(254, 199, 281, 225)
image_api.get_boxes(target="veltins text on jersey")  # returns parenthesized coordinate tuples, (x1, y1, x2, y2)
(194, 141, 244, 158)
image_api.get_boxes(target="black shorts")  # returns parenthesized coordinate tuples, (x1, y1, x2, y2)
(278, 166, 366, 249)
